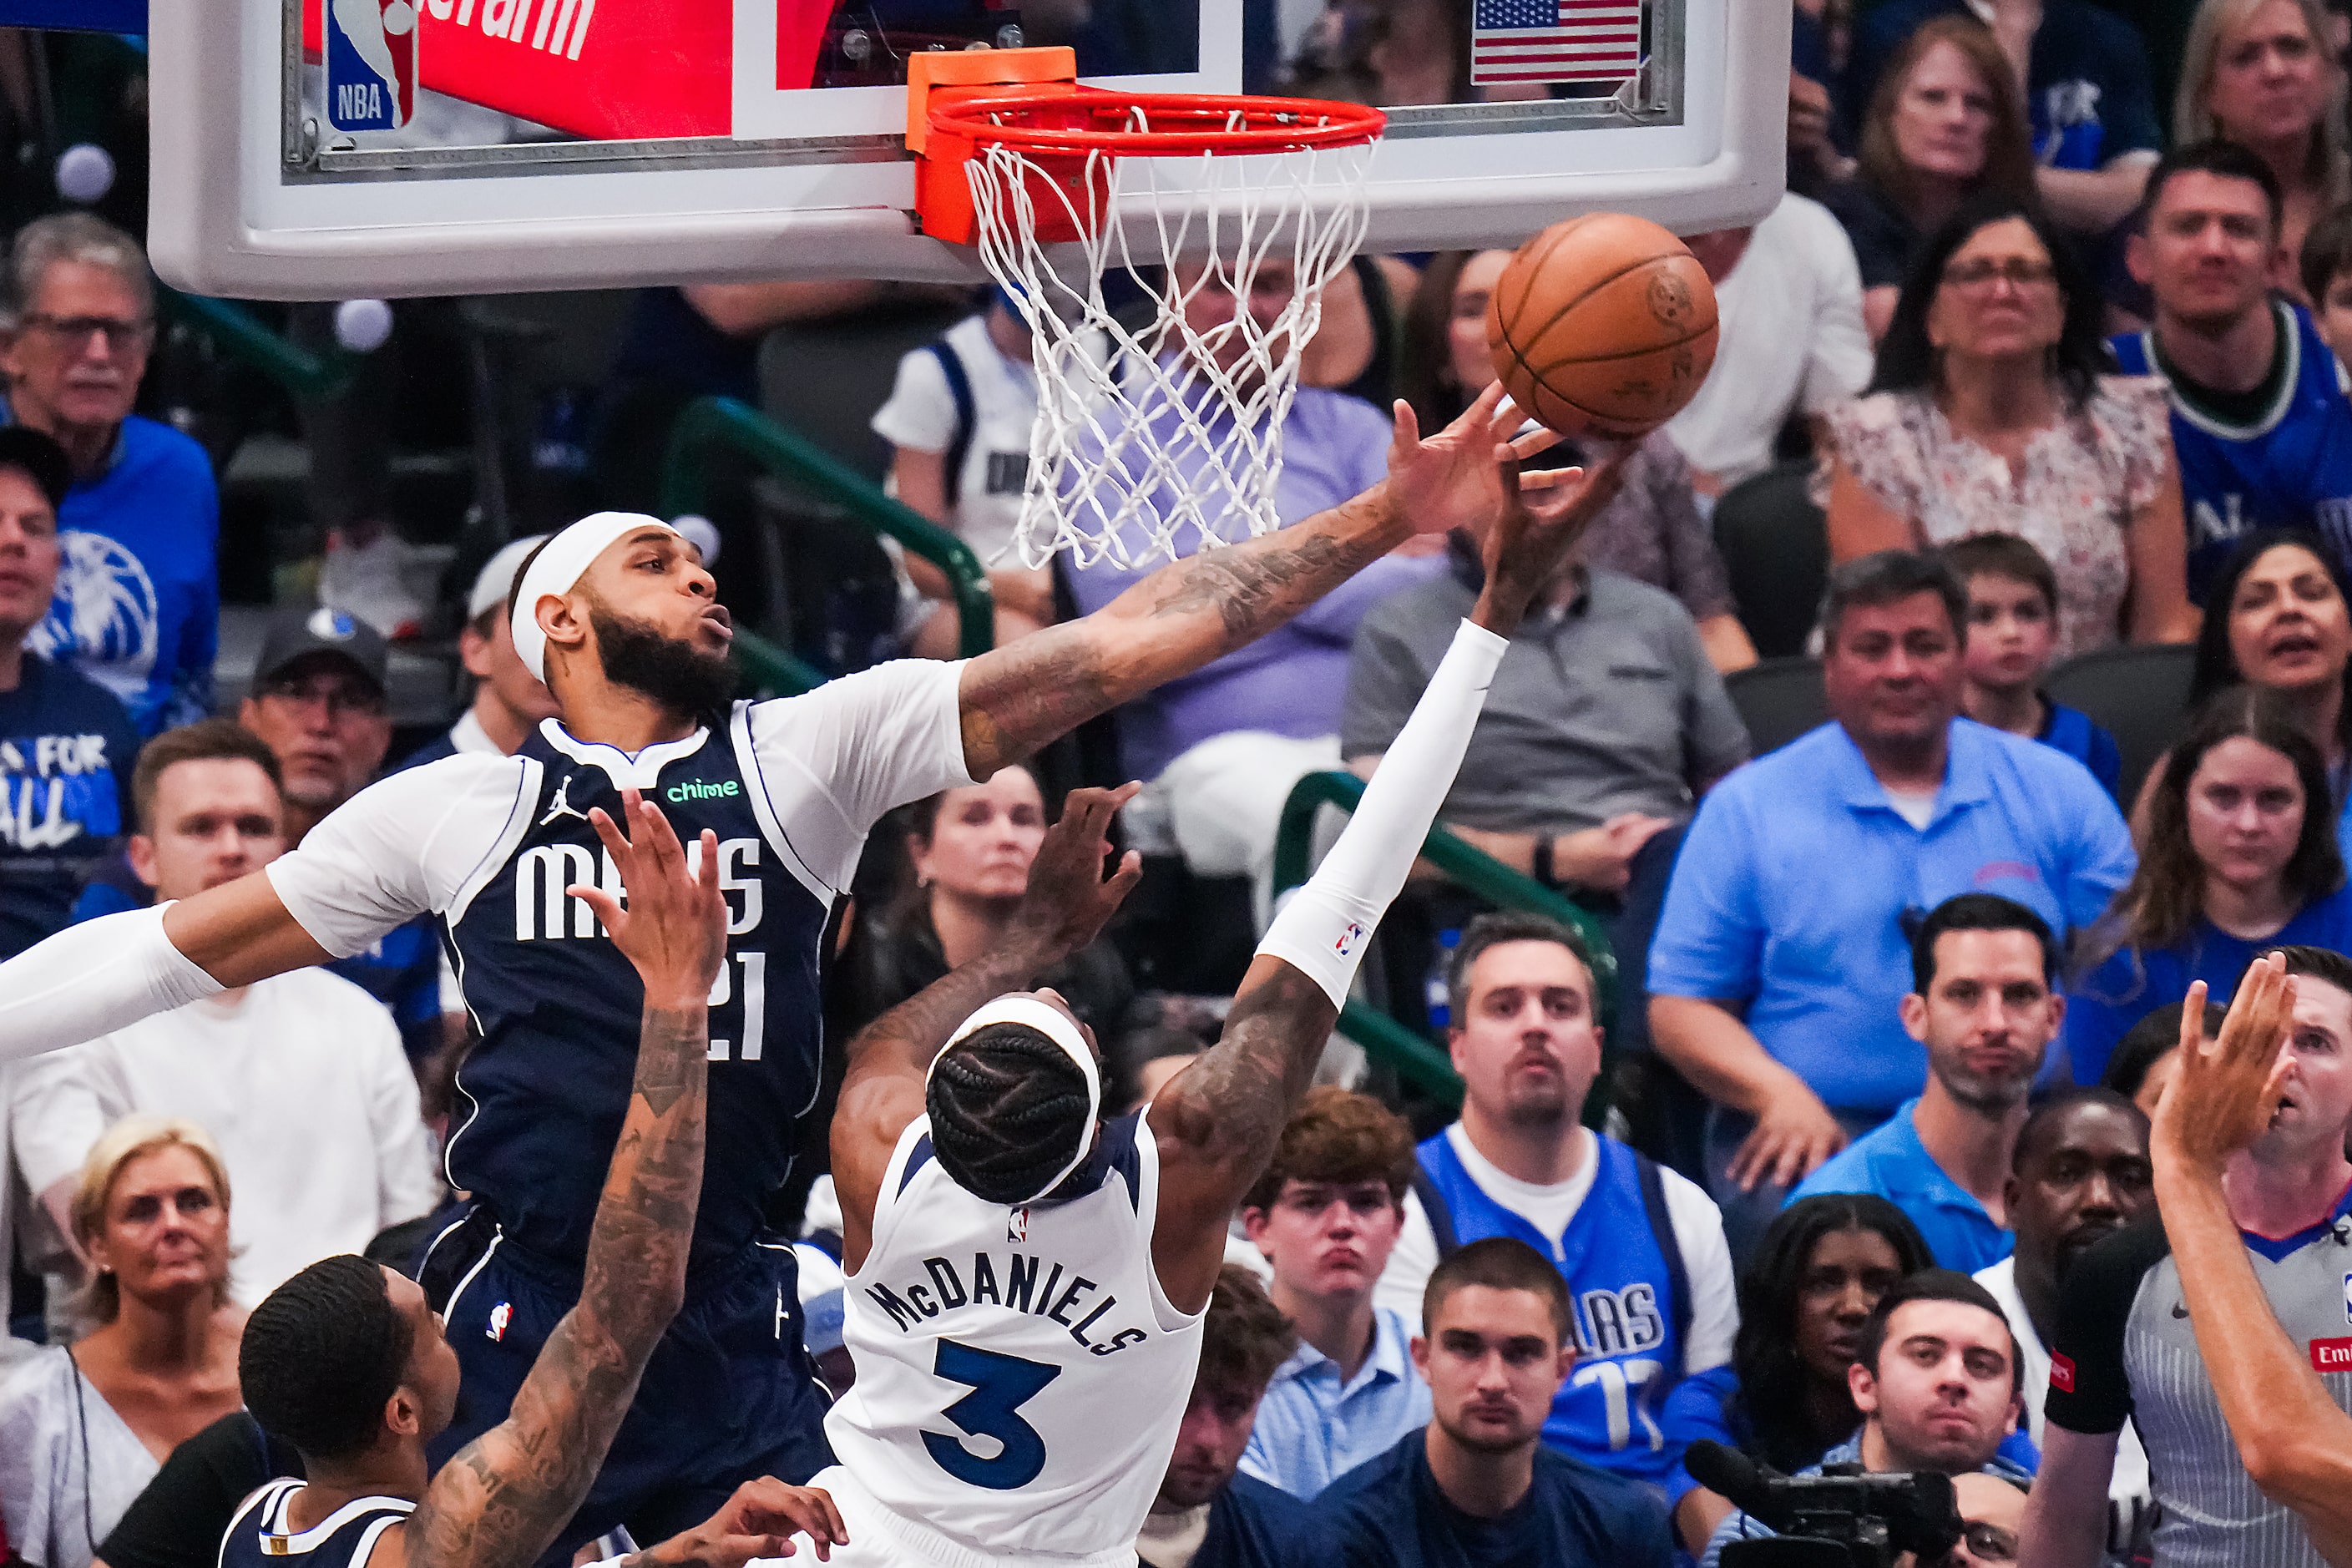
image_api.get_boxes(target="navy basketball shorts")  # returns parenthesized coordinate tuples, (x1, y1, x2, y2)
(420, 1205, 835, 1564)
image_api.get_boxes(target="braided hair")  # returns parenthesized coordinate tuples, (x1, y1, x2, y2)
(240, 1254, 414, 1462)
(926, 1020, 1095, 1204)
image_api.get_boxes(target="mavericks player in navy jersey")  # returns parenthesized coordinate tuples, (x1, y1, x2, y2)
(224, 792, 846, 1568)
(811, 439, 1625, 1565)
(0, 381, 1564, 1550)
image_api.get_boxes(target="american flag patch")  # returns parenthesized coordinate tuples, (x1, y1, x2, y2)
(1470, 0, 1643, 89)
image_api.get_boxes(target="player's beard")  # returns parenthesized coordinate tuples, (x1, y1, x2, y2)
(591, 604, 738, 721)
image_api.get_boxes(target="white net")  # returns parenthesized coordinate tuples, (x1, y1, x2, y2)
(960, 110, 1378, 570)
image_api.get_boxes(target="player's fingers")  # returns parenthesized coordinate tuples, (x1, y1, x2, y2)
(584, 806, 630, 864)
(635, 795, 688, 881)
(1507, 422, 1565, 460)
(1105, 849, 1145, 903)
(698, 828, 723, 899)
(1389, 398, 1420, 453)
(2178, 980, 2208, 1058)
(567, 884, 622, 931)
(1516, 465, 1580, 493)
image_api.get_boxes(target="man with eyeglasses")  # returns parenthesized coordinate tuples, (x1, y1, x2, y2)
(2112, 139, 2352, 603)
(0, 212, 216, 737)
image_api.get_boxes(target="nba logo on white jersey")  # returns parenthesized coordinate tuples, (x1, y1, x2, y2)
(323, 0, 417, 130)
(1008, 1208, 1029, 1243)
(487, 1301, 512, 1342)
(2341, 1272, 2352, 1325)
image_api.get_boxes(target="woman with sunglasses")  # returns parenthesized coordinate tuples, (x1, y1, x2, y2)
(1820, 196, 2199, 657)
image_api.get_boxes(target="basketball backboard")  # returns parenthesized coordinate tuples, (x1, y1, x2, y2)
(150, 0, 1788, 300)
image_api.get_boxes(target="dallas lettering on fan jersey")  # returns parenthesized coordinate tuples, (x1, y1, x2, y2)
(862, 1249, 1152, 1358)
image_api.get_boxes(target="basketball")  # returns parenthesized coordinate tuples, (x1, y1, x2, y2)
(1485, 213, 1720, 441)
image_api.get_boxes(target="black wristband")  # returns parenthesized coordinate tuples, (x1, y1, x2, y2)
(1532, 834, 1555, 888)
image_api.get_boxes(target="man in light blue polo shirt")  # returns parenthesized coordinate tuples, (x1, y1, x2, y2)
(1650, 551, 2135, 1260)
(1788, 893, 2067, 1273)
(1237, 1086, 1432, 1497)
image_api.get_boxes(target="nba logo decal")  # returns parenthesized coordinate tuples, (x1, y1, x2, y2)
(487, 1300, 512, 1342)
(1333, 921, 1367, 959)
(1008, 1207, 1029, 1244)
(2342, 1271, 2352, 1324)
(323, 0, 417, 131)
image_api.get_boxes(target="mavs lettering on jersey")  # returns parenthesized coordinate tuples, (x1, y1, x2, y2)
(443, 711, 829, 1275)
(2112, 303, 2352, 602)
(1418, 1132, 1692, 1482)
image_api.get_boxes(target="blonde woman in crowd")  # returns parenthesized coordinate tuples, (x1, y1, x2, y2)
(0, 1118, 244, 1568)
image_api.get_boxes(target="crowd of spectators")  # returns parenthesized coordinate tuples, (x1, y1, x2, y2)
(19, 1, 2352, 1565)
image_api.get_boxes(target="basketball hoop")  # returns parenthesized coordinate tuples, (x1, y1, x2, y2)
(913, 51, 1385, 569)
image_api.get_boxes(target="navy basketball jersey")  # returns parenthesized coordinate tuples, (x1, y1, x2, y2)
(441, 708, 832, 1274)
(219, 1479, 413, 1568)
(1417, 1131, 1689, 1485)
(2111, 302, 2352, 600)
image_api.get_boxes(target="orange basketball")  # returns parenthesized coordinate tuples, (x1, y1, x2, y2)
(1485, 213, 1720, 441)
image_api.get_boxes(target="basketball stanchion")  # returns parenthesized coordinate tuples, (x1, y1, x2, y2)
(908, 48, 1384, 572)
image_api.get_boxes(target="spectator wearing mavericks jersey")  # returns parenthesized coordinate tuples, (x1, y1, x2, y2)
(1788, 893, 2066, 1275)
(2113, 142, 2352, 604)
(1370, 913, 1740, 1490)
(0, 214, 217, 736)
(872, 287, 1060, 660)
(0, 424, 138, 962)
(2021, 943, 2352, 1568)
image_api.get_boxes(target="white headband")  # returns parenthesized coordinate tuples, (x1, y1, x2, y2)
(926, 994, 1103, 1206)
(509, 512, 681, 682)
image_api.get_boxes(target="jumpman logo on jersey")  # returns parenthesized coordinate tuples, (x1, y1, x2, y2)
(539, 776, 591, 827)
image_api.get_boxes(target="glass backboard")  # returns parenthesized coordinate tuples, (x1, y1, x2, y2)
(149, 0, 1787, 299)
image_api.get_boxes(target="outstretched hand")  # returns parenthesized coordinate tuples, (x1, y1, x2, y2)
(636, 1476, 848, 1565)
(1474, 432, 1632, 635)
(1386, 382, 1564, 539)
(568, 791, 728, 1009)
(1009, 783, 1144, 967)
(2154, 959, 2298, 1180)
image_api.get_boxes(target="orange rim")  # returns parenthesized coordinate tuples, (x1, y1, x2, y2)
(928, 89, 1386, 159)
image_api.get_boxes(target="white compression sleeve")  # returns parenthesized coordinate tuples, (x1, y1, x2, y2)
(1257, 618, 1507, 1008)
(0, 904, 222, 1064)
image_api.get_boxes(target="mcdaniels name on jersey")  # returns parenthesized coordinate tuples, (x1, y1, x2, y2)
(862, 1247, 1153, 1359)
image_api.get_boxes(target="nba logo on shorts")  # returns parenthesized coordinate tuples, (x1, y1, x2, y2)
(1333, 921, 1367, 959)
(323, 0, 417, 131)
(487, 1301, 512, 1342)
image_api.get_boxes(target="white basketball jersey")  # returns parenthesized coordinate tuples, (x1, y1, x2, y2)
(827, 1108, 1206, 1560)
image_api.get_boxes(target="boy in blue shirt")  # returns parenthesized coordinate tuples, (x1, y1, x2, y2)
(1943, 535, 2122, 798)
(1318, 1238, 1673, 1568)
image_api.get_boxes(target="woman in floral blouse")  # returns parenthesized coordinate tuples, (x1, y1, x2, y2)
(1819, 195, 2199, 657)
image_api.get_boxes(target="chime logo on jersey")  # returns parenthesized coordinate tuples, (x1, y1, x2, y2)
(324, 0, 417, 130)
(486, 1301, 512, 1342)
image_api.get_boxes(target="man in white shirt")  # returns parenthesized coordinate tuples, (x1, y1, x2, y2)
(10, 719, 437, 1306)
(1973, 1087, 2155, 1555)
(1665, 195, 1874, 498)
(1373, 911, 1737, 1491)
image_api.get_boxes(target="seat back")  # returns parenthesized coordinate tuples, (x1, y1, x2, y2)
(1724, 656, 1828, 757)
(2042, 642, 2199, 804)
(756, 299, 978, 482)
(1712, 460, 1828, 659)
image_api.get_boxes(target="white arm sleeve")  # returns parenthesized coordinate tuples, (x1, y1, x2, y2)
(0, 906, 221, 1065)
(1257, 619, 1505, 1008)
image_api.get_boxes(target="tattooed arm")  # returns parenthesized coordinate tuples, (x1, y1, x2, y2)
(957, 383, 1565, 777)
(395, 793, 728, 1568)
(1146, 435, 1631, 1313)
(832, 787, 1141, 1272)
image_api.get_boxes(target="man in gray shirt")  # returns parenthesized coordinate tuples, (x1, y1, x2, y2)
(1342, 531, 1749, 1045)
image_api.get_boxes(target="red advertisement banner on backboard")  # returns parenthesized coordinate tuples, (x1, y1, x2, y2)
(301, 0, 836, 140)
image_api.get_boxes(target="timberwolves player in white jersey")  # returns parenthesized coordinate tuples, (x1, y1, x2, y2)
(0, 383, 1570, 1548)
(807, 441, 1626, 1567)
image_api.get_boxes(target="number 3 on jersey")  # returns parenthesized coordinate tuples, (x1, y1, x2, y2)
(923, 1339, 1060, 1490)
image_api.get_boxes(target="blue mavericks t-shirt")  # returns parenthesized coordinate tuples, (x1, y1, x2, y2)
(19, 411, 220, 736)
(0, 655, 139, 959)
(2066, 884, 2352, 1087)
(2111, 303, 2352, 603)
